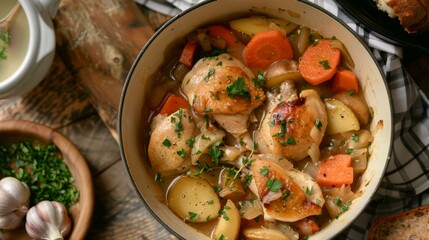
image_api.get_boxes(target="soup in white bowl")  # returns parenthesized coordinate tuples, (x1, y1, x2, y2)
(119, 0, 393, 239)
(0, 0, 30, 82)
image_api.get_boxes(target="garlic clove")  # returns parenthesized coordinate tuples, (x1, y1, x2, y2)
(25, 201, 72, 240)
(0, 177, 30, 230)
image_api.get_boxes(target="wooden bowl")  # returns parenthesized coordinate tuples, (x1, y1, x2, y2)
(0, 120, 94, 240)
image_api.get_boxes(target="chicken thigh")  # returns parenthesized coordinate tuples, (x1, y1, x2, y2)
(257, 81, 327, 162)
(181, 53, 265, 140)
(148, 109, 195, 176)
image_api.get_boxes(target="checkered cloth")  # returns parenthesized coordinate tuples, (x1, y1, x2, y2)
(135, 0, 429, 239)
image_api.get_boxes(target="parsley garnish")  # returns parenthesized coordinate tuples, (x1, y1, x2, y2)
(351, 133, 359, 142)
(226, 77, 250, 100)
(189, 212, 198, 221)
(175, 122, 183, 132)
(315, 119, 323, 130)
(186, 137, 195, 147)
(259, 166, 269, 176)
(252, 71, 265, 88)
(349, 89, 355, 96)
(162, 139, 172, 147)
(319, 60, 331, 70)
(243, 175, 253, 188)
(346, 148, 354, 154)
(282, 190, 291, 200)
(155, 172, 164, 183)
(286, 136, 296, 145)
(306, 186, 313, 195)
(208, 141, 224, 166)
(0, 141, 79, 208)
(177, 148, 187, 159)
(266, 178, 283, 192)
(273, 119, 287, 138)
(204, 68, 215, 82)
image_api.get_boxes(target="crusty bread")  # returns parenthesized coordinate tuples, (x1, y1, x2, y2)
(375, 0, 429, 33)
(367, 204, 429, 240)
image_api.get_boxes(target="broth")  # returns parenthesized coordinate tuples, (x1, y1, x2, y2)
(0, 0, 30, 82)
(144, 14, 373, 240)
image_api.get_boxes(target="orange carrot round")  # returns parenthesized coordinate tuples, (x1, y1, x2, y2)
(316, 154, 353, 188)
(299, 39, 341, 85)
(243, 30, 293, 69)
(159, 94, 190, 115)
(331, 69, 359, 93)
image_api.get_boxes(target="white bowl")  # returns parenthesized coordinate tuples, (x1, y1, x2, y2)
(0, 0, 60, 98)
(119, 0, 393, 239)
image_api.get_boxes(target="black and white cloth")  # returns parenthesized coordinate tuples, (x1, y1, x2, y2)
(135, 0, 429, 239)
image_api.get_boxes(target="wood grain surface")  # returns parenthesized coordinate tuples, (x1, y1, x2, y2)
(0, 0, 428, 239)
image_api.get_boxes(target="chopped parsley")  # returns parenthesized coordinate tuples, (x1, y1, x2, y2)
(259, 166, 269, 177)
(155, 172, 163, 182)
(208, 141, 224, 166)
(177, 148, 187, 159)
(333, 199, 352, 218)
(252, 71, 265, 88)
(186, 137, 195, 147)
(346, 148, 354, 155)
(226, 77, 250, 100)
(162, 138, 172, 147)
(315, 119, 323, 130)
(319, 60, 331, 70)
(204, 68, 215, 82)
(0, 141, 79, 209)
(349, 89, 356, 96)
(266, 178, 283, 192)
(188, 212, 198, 221)
(272, 119, 287, 138)
(286, 136, 296, 145)
(306, 186, 313, 195)
(351, 133, 359, 142)
(282, 190, 291, 200)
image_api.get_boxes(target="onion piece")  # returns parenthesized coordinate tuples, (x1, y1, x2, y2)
(329, 39, 355, 68)
(239, 199, 264, 220)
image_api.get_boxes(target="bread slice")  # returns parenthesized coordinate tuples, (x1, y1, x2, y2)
(367, 204, 429, 240)
(375, 0, 429, 33)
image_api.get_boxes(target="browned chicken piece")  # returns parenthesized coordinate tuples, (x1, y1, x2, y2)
(249, 160, 323, 222)
(257, 81, 327, 162)
(181, 53, 265, 138)
(148, 109, 195, 176)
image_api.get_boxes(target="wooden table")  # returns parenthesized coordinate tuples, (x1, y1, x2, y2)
(0, 0, 428, 239)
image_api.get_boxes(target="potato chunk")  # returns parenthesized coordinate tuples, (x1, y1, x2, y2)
(167, 176, 220, 222)
(324, 98, 360, 135)
(212, 200, 241, 240)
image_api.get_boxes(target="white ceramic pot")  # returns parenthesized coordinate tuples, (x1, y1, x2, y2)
(119, 0, 393, 239)
(0, 0, 60, 98)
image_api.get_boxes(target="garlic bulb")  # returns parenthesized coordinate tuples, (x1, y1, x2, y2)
(25, 200, 72, 240)
(0, 177, 30, 230)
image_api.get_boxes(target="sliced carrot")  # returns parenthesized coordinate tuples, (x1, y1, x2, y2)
(316, 154, 353, 188)
(243, 30, 293, 69)
(179, 40, 198, 68)
(298, 39, 341, 85)
(331, 69, 359, 93)
(206, 25, 240, 50)
(159, 94, 190, 115)
(294, 216, 321, 236)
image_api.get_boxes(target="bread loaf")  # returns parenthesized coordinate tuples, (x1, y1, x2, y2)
(367, 204, 429, 239)
(375, 0, 429, 33)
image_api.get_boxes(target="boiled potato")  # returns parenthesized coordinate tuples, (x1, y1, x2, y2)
(243, 228, 290, 240)
(324, 98, 360, 135)
(167, 176, 220, 222)
(332, 91, 370, 126)
(264, 59, 303, 88)
(229, 16, 298, 43)
(212, 200, 241, 240)
(186, 165, 219, 187)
